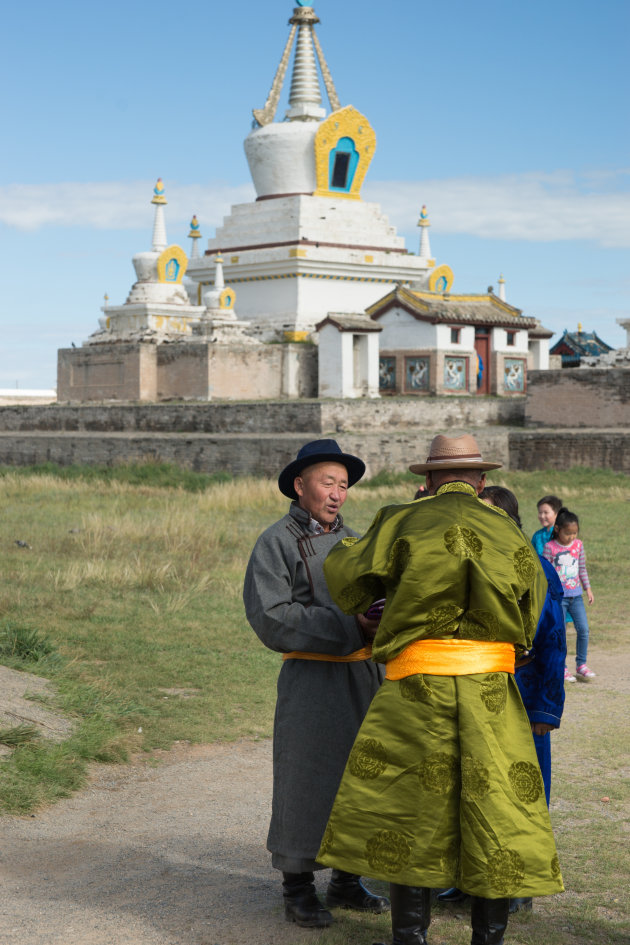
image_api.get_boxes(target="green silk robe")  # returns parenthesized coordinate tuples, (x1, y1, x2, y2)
(317, 482, 564, 898)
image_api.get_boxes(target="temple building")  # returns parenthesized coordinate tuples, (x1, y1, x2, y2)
(550, 326, 614, 367)
(57, 1, 552, 402)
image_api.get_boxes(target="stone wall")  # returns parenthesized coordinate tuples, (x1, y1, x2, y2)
(58, 342, 318, 402)
(0, 396, 524, 435)
(510, 430, 630, 474)
(0, 394, 627, 475)
(526, 368, 630, 428)
(0, 429, 513, 479)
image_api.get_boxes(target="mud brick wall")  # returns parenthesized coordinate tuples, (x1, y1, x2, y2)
(526, 369, 630, 428)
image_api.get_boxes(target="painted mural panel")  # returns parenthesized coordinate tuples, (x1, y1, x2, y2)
(405, 356, 430, 391)
(444, 357, 467, 391)
(379, 357, 396, 391)
(504, 358, 526, 392)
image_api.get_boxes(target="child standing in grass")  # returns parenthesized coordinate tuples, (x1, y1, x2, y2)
(532, 494, 563, 555)
(543, 508, 596, 682)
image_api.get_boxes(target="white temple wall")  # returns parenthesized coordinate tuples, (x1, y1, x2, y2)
(377, 309, 436, 349)
(492, 327, 529, 353)
(435, 323, 476, 351)
(528, 338, 550, 370)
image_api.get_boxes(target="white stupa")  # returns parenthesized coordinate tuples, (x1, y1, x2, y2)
(91, 180, 206, 343)
(185, 1, 446, 340)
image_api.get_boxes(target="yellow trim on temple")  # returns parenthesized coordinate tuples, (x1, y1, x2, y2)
(314, 106, 376, 200)
(157, 245, 188, 284)
(428, 264, 454, 293)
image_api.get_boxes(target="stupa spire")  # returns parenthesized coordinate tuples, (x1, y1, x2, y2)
(498, 273, 506, 302)
(252, 3, 340, 126)
(151, 179, 168, 252)
(214, 254, 225, 291)
(188, 214, 202, 260)
(417, 205, 432, 263)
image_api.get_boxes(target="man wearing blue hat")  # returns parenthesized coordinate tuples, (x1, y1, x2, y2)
(243, 440, 388, 928)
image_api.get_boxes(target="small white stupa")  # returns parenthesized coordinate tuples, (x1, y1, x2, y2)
(89, 180, 206, 344)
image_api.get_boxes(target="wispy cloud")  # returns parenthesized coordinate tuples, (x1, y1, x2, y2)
(365, 169, 630, 248)
(0, 181, 256, 232)
(1, 170, 629, 248)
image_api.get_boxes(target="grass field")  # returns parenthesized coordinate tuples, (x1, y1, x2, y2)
(0, 463, 628, 944)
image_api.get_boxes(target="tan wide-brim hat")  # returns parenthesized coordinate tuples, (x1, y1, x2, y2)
(409, 433, 502, 474)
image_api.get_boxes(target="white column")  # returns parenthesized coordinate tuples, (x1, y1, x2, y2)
(151, 204, 167, 253)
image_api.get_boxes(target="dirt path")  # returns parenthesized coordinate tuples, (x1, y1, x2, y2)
(0, 738, 317, 945)
(0, 646, 628, 945)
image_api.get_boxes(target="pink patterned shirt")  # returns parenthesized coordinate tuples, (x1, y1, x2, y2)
(543, 538, 591, 597)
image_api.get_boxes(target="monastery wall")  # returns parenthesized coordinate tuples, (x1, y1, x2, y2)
(0, 397, 523, 434)
(526, 368, 630, 428)
(0, 386, 627, 475)
(510, 430, 630, 475)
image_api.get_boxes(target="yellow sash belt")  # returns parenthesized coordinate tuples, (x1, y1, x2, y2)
(386, 639, 515, 679)
(282, 646, 373, 663)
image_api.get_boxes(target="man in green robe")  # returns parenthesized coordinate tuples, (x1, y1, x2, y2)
(317, 434, 563, 945)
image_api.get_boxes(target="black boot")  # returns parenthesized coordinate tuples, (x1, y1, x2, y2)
(282, 872, 333, 928)
(508, 897, 532, 913)
(470, 896, 509, 945)
(326, 869, 390, 913)
(373, 883, 431, 945)
(436, 886, 470, 904)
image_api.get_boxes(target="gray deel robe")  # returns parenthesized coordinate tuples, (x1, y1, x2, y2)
(243, 502, 384, 873)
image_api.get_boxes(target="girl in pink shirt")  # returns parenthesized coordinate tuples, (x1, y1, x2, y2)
(543, 508, 595, 682)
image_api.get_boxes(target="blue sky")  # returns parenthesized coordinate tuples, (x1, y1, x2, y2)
(1, 0, 628, 389)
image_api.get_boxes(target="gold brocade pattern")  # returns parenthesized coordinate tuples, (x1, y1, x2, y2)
(400, 674, 433, 702)
(387, 538, 410, 581)
(444, 525, 483, 559)
(319, 824, 334, 857)
(551, 854, 562, 878)
(459, 608, 500, 640)
(461, 754, 491, 801)
(341, 536, 359, 547)
(487, 849, 525, 894)
(508, 761, 544, 803)
(513, 545, 538, 586)
(365, 830, 412, 873)
(427, 603, 461, 636)
(440, 840, 460, 876)
(348, 738, 388, 780)
(418, 752, 459, 794)
(480, 673, 507, 713)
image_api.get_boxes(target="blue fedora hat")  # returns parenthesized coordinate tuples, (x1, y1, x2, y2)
(278, 439, 366, 500)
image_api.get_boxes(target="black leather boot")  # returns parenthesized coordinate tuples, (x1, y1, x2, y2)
(326, 869, 390, 913)
(470, 896, 509, 945)
(282, 872, 333, 928)
(372, 883, 431, 945)
(436, 886, 470, 904)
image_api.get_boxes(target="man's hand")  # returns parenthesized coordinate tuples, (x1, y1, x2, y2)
(357, 613, 380, 642)
(531, 723, 555, 736)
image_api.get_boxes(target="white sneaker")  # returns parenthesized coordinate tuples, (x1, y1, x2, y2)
(564, 667, 576, 683)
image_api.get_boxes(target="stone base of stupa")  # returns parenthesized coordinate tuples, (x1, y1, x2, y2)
(57, 339, 317, 403)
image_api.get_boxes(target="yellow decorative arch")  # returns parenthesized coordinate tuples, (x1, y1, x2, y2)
(428, 264, 454, 293)
(157, 245, 188, 284)
(314, 106, 376, 200)
(219, 287, 236, 309)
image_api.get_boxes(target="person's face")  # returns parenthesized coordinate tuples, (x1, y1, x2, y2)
(294, 462, 348, 529)
(556, 522, 579, 546)
(538, 503, 556, 528)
